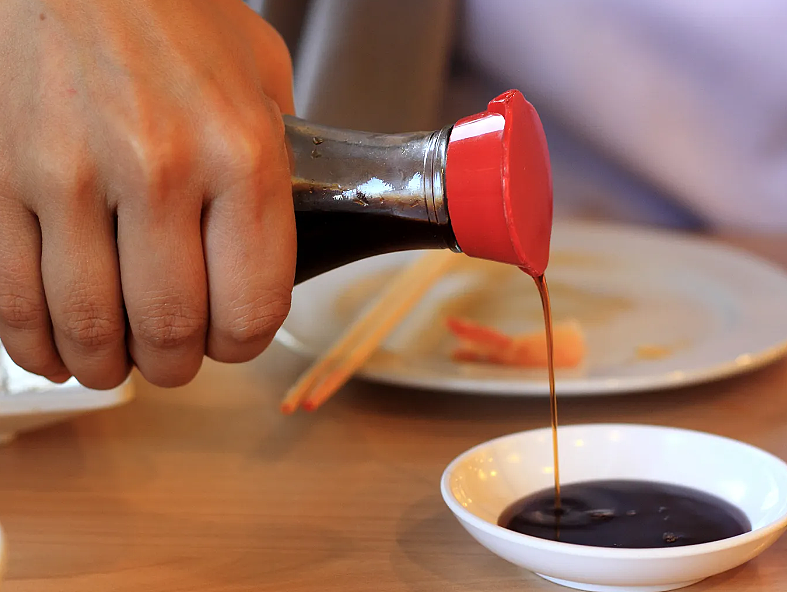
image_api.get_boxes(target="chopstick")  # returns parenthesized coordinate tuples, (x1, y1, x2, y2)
(280, 249, 458, 414)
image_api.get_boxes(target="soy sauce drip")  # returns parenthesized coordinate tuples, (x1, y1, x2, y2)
(533, 274, 560, 513)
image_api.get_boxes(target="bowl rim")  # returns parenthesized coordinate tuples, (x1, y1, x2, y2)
(441, 422, 787, 559)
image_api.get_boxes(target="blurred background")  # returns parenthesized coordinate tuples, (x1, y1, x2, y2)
(249, 0, 787, 233)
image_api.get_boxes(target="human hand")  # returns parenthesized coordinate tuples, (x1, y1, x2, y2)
(0, 0, 296, 388)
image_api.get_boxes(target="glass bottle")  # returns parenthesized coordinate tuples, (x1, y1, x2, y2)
(286, 89, 553, 284)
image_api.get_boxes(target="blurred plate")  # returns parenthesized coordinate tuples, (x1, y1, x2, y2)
(277, 221, 787, 396)
(0, 346, 133, 442)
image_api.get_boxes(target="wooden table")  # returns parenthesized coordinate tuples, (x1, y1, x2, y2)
(1, 235, 787, 592)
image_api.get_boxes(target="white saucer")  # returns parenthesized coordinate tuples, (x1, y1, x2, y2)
(441, 424, 787, 591)
(0, 346, 133, 443)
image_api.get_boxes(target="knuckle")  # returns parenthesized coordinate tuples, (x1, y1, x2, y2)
(41, 156, 96, 206)
(255, 98, 286, 139)
(126, 132, 190, 202)
(134, 295, 205, 350)
(223, 128, 267, 179)
(59, 298, 123, 350)
(0, 288, 46, 331)
(219, 107, 285, 178)
(222, 286, 291, 346)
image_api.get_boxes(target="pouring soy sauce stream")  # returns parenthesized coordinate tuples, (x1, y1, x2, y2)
(534, 274, 561, 513)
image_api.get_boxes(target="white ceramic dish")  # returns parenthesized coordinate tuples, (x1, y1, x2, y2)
(278, 221, 787, 396)
(0, 346, 133, 443)
(441, 424, 787, 592)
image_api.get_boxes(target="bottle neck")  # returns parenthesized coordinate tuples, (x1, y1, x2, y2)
(284, 115, 456, 234)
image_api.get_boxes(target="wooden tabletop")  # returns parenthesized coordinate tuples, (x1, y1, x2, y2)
(1, 233, 787, 592)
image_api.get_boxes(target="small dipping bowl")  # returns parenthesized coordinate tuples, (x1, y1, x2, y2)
(441, 424, 787, 592)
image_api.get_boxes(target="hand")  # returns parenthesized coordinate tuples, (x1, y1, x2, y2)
(0, 0, 296, 388)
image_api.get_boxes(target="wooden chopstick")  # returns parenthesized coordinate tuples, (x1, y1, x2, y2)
(280, 249, 458, 414)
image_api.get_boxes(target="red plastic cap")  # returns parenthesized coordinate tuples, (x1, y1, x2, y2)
(445, 90, 553, 276)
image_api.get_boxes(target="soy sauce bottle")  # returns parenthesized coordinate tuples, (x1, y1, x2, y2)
(286, 90, 553, 284)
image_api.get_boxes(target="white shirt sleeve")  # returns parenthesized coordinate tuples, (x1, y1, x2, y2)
(461, 0, 787, 230)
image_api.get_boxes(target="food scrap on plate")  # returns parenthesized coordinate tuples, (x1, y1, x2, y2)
(446, 317, 585, 368)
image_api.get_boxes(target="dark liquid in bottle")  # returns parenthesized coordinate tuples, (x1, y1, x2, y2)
(294, 211, 456, 284)
(498, 479, 751, 548)
(292, 180, 458, 285)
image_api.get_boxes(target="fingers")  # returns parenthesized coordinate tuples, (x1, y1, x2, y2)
(251, 19, 295, 115)
(0, 0, 298, 391)
(38, 181, 130, 390)
(203, 99, 295, 364)
(0, 199, 70, 382)
(117, 183, 208, 388)
(225, 2, 295, 116)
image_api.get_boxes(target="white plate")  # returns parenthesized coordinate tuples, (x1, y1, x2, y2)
(0, 346, 133, 443)
(278, 221, 787, 396)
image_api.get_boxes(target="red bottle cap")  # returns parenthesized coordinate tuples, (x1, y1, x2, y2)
(445, 90, 552, 276)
